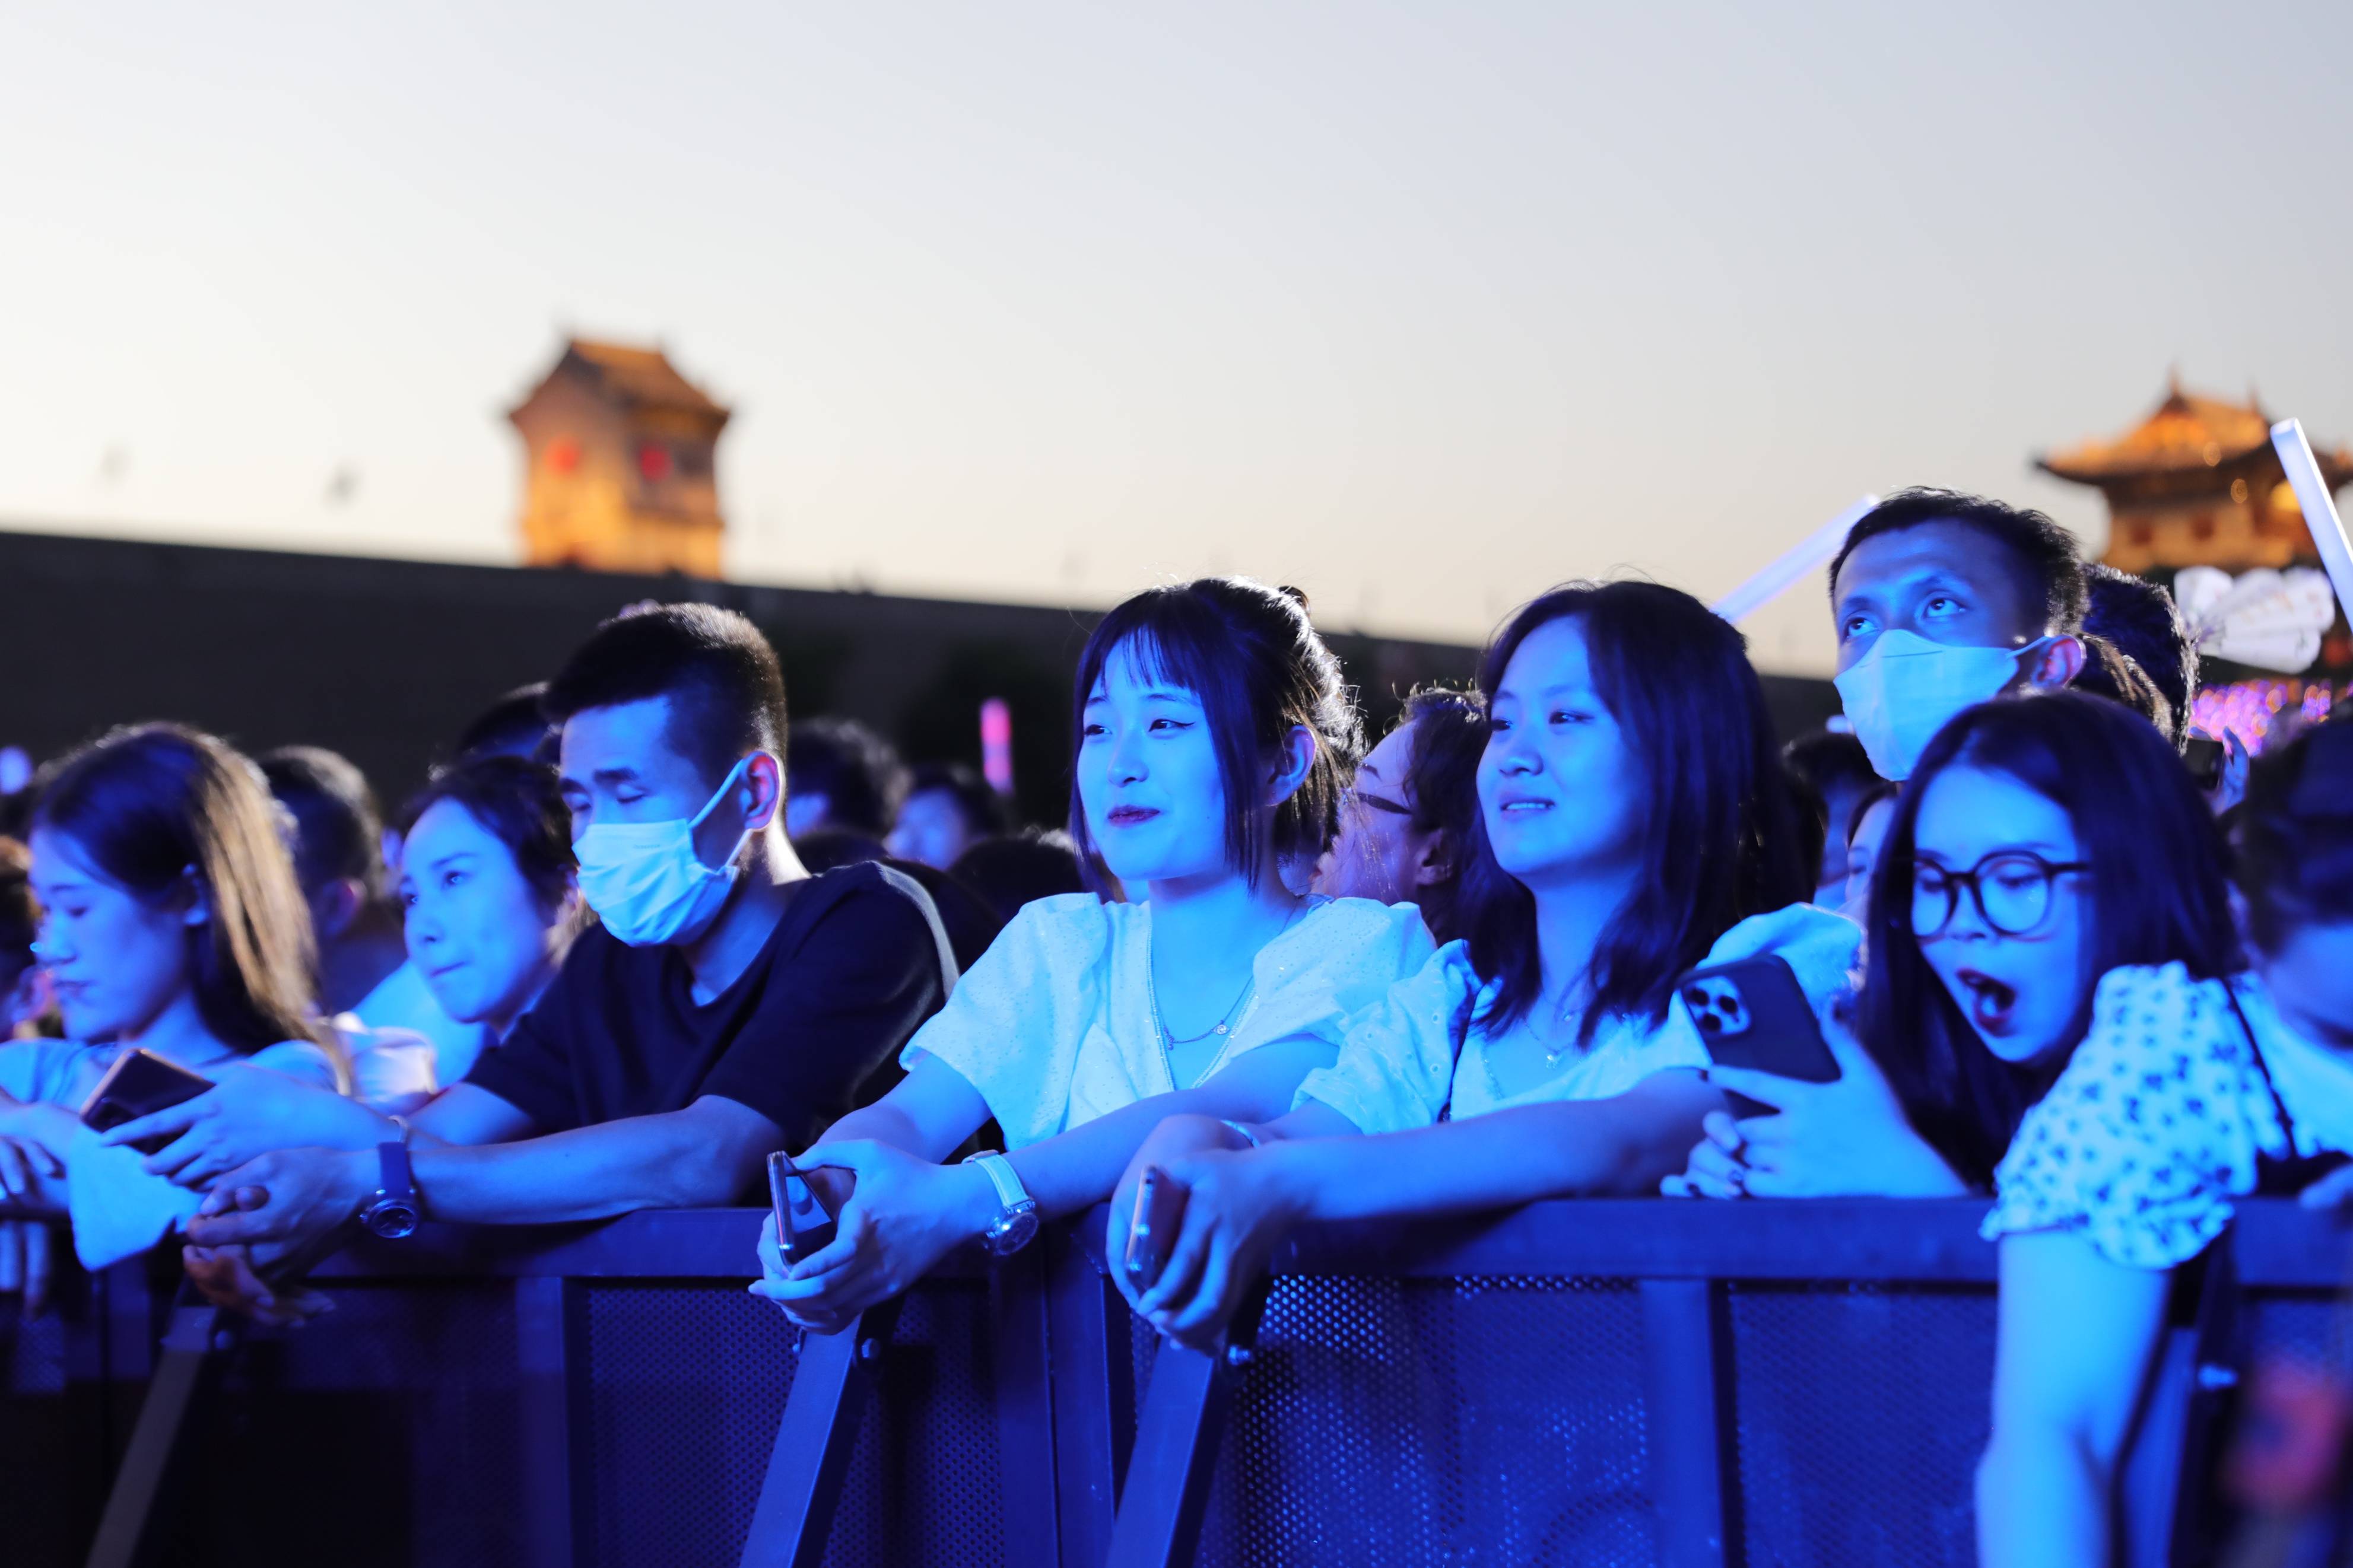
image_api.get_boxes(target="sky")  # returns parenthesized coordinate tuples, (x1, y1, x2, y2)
(2, 1, 2348, 674)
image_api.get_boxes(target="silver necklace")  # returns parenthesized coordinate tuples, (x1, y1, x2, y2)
(1144, 900, 1304, 1057)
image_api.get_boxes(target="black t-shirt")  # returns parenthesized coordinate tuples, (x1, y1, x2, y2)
(464, 861, 954, 1150)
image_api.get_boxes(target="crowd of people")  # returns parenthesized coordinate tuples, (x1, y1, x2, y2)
(1, 485, 2348, 1565)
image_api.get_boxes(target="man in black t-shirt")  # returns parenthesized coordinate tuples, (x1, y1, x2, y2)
(186, 605, 953, 1306)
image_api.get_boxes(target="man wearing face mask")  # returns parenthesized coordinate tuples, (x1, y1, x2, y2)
(1828, 488, 2090, 783)
(182, 605, 955, 1311)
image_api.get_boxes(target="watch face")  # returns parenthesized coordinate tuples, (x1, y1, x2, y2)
(989, 1206, 1040, 1257)
(366, 1202, 421, 1241)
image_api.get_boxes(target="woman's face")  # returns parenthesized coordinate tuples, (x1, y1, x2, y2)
(1313, 718, 1430, 905)
(1077, 640, 1234, 889)
(27, 826, 194, 1043)
(2253, 920, 2353, 1056)
(1478, 616, 1644, 888)
(1909, 764, 2088, 1064)
(1843, 794, 1897, 917)
(400, 799, 566, 1030)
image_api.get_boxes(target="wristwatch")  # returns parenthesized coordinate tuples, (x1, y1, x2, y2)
(961, 1152, 1039, 1257)
(358, 1141, 423, 1239)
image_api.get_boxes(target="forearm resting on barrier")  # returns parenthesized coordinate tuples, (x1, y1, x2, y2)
(191, 1093, 785, 1251)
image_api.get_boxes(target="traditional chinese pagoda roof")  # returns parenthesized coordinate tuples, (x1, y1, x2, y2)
(2036, 376, 2290, 484)
(520, 338, 729, 424)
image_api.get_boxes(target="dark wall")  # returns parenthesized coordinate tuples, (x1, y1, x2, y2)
(0, 530, 1840, 822)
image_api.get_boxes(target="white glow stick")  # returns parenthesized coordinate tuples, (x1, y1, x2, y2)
(2269, 418, 2353, 627)
(1710, 494, 1881, 624)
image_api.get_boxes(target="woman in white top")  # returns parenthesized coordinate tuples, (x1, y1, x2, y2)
(1113, 580, 1841, 1348)
(755, 578, 1435, 1332)
(0, 725, 349, 1277)
(1977, 716, 2353, 1568)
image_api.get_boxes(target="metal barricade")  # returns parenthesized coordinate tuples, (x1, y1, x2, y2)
(2, 1199, 2342, 1567)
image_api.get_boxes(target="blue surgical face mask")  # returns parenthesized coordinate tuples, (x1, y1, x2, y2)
(1834, 632, 2049, 782)
(572, 758, 752, 946)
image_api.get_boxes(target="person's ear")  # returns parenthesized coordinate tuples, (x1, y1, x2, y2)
(179, 866, 212, 928)
(315, 877, 368, 940)
(2026, 635, 2086, 690)
(740, 752, 783, 832)
(1412, 828, 1454, 889)
(1265, 726, 1315, 809)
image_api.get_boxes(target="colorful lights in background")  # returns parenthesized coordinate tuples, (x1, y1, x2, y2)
(2189, 679, 2341, 750)
(979, 698, 1015, 796)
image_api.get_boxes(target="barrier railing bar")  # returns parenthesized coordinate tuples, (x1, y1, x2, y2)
(284, 1200, 2344, 1290)
(736, 1297, 903, 1568)
(1102, 1285, 1267, 1568)
(514, 1276, 589, 1568)
(81, 1303, 230, 1568)
(1045, 1229, 1134, 1568)
(991, 1242, 1062, 1567)
(1639, 1278, 1737, 1568)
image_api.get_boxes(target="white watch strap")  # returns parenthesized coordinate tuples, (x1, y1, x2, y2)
(964, 1151, 1031, 1212)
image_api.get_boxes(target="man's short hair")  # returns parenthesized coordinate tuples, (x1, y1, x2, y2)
(456, 682, 557, 763)
(259, 746, 385, 898)
(2072, 634, 2177, 745)
(1829, 487, 2090, 637)
(544, 603, 788, 789)
(2084, 564, 2197, 733)
(786, 717, 908, 839)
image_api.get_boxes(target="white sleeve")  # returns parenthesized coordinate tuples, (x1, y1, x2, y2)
(1293, 943, 1480, 1135)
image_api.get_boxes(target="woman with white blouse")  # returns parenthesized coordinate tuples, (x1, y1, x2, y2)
(754, 578, 1435, 1332)
(1111, 579, 1837, 1348)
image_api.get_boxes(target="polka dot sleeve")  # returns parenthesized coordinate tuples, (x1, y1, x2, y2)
(1982, 962, 2287, 1271)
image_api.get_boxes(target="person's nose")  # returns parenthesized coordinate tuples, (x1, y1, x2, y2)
(1106, 723, 1148, 785)
(1492, 731, 1539, 775)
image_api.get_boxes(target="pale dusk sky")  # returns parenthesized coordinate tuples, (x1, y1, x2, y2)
(3, 2, 2348, 672)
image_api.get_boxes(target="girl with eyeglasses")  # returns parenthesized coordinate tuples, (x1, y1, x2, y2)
(1669, 689, 2240, 1201)
(1975, 715, 2353, 1567)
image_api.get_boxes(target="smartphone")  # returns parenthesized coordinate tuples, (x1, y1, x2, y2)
(2183, 734, 2225, 792)
(79, 1048, 215, 1154)
(767, 1151, 837, 1266)
(1676, 954, 1840, 1119)
(1122, 1166, 1187, 1292)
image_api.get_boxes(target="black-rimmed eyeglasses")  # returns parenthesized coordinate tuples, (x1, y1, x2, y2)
(1910, 851, 2091, 939)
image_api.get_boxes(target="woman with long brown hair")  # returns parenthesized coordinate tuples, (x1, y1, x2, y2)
(0, 724, 347, 1268)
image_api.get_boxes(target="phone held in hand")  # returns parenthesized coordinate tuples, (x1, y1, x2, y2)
(1676, 954, 1840, 1119)
(79, 1048, 215, 1154)
(767, 1151, 837, 1266)
(1123, 1166, 1187, 1292)
(2184, 734, 2225, 791)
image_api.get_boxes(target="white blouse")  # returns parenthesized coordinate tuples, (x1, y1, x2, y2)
(901, 893, 1437, 1149)
(1296, 902, 1863, 1135)
(1984, 962, 2353, 1270)
(0, 1037, 342, 1268)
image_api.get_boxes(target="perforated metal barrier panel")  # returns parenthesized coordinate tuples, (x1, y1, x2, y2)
(8, 1202, 2345, 1568)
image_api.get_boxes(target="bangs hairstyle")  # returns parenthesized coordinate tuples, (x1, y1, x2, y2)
(1857, 690, 2238, 1189)
(398, 753, 586, 939)
(2234, 717, 2353, 956)
(544, 602, 787, 790)
(32, 724, 335, 1060)
(1459, 581, 1812, 1045)
(1068, 578, 1361, 888)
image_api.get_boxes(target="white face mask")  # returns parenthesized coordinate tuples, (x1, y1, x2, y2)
(573, 758, 752, 946)
(1833, 631, 2047, 782)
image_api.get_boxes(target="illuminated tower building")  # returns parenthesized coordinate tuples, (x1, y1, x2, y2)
(509, 338, 731, 576)
(2036, 374, 2351, 575)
